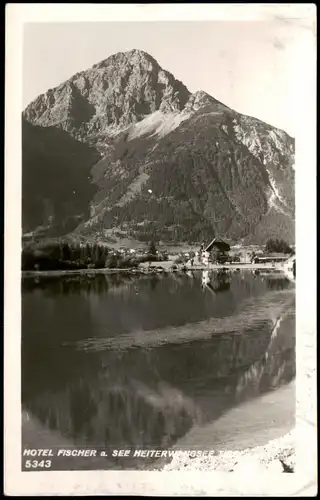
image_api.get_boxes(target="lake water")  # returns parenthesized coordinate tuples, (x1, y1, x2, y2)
(21, 270, 295, 470)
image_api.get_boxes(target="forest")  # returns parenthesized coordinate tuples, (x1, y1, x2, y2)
(21, 241, 167, 271)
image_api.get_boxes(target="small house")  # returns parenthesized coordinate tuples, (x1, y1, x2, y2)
(203, 237, 231, 264)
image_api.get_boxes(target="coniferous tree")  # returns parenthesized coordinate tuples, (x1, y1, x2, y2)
(149, 241, 157, 256)
(61, 243, 71, 261)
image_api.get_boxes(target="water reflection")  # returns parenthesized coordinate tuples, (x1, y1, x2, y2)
(201, 270, 231, 293)
(265, 277, 294, 291)
(22, 271, 295, 468)
(235, 310, 295, 401)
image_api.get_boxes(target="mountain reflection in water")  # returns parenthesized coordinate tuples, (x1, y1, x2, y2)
(22, 271, 295, 468)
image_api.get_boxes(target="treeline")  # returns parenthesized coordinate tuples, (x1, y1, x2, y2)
(22, 242, 110, 271)
(21, 241, 168, 271)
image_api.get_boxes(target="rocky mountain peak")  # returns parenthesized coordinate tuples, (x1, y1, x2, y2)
(93, 49, 161, 71)
(23, 49, 191, 143)
(183, 90, 230, 114)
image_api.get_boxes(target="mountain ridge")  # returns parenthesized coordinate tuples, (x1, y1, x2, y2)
(22, 49, 295, 245)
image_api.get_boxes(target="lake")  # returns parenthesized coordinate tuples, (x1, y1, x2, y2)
(21, 270, 295, 470)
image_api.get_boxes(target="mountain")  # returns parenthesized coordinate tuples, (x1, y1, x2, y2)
(22, 49, 295, 244)
(22, 118, 100, 237)
(23, 49, 191, 153)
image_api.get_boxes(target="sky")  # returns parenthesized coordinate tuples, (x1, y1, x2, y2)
(23, 20, 303, 136)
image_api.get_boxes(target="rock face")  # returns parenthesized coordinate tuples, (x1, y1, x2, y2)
(23, 49, 295, 243)
(23, 49, 190, 148)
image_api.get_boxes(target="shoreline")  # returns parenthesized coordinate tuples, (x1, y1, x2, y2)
(21, 262, 288, 278)
(162, 381, 296, 473)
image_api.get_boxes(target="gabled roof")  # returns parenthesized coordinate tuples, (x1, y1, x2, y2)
(205, 237, 230, 253)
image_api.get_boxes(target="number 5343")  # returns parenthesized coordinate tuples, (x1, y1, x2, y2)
(25, 460, 51, 469)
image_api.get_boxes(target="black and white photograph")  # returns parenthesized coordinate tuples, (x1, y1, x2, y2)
(4, 4, 317, 496)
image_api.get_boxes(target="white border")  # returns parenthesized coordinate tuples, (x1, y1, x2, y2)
(4, 4, 317, 496)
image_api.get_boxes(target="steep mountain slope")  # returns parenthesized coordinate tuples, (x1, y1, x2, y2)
(23, 49, 295, 244)
(22, 119, 100, 237)
(77, 104, 294, 243)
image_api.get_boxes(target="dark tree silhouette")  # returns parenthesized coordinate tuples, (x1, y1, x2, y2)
(149, 241, 157, 256)
(265, 238, 293, 254)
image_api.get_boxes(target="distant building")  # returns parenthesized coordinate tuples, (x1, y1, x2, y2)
(203, 237, 231, 264)
(253, 253, 290, 264)
(283, 255, 296, 277)
(202, 251, 210, 267)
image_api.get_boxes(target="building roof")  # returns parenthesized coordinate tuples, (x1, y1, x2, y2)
(205, 237, 230, 253)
